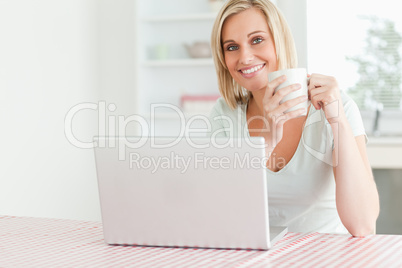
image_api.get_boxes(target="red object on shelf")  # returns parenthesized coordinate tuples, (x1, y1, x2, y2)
(180, 94, 221, 115)
(180, 94, 220, 104)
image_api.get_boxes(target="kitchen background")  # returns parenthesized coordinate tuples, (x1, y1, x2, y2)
(0, 0, 401, 234)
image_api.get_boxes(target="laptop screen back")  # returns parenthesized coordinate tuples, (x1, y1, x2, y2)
(94, 137, 272, 250)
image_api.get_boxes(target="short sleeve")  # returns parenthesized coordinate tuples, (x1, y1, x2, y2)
(341, 91, 368, 144)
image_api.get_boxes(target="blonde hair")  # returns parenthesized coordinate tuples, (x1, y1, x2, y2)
(211, 0, 298, 109)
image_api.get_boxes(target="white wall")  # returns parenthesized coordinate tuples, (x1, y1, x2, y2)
(0, 0, 102, 221)
(277, 0, 308, 68)
(99, 0, 137, 118)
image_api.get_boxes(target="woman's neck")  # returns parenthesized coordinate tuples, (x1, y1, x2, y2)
(247, 90, 266, 117)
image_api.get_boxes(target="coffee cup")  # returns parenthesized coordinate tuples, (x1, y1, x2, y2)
(268, 68, 309, 116)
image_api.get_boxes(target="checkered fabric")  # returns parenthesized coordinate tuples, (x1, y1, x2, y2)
(1, 215, 401, 267)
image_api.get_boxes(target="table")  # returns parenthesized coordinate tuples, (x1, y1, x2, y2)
(1, 215, 401, 267)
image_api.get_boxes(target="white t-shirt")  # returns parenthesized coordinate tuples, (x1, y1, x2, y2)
(208, 91, 367, 234)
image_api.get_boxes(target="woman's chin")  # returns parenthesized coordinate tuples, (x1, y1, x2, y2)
(243, 84, 267, 95)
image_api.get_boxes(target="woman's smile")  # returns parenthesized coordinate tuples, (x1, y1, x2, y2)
(238, 63, 266, 78)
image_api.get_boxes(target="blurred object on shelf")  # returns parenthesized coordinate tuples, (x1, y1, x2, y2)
(183, 41, 212, 58)
(148, 43, 170, 60)
(180, 94, 221, 115)
(208, 0, 225, 12)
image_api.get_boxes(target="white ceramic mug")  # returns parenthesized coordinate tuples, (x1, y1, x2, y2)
(268, 68, 309, 116)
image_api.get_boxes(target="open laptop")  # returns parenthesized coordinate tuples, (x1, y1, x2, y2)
(93, 136, 287, 250)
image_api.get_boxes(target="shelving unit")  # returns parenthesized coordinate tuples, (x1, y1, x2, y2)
(134, 0, 221, 119)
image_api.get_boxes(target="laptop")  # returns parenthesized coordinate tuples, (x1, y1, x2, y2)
(93, 136, 287, 250)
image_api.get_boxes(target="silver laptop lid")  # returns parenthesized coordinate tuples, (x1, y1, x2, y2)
(94, 137, 272, 250)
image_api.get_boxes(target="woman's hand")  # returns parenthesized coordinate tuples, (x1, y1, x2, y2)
(308, 73, 345, 124)
(262, 75, 307, 150)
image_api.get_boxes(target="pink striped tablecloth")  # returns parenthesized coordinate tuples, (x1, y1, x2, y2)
(0, 215, 401, 267)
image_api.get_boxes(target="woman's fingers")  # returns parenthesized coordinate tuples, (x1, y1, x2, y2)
(269, 83, 302, 106)
(264, 75, 287, 100)
(278, 95, 307, 115)
(310, 91, 340, 119)
(279, 108, 306, 124)
(309, 86, 328, 109)
(268, 105, 306, 125)
(308, 73, 336, 90)
(310, 85, 340, 110)
(264, 84, 306, 119)
(265, 96, 307, 120)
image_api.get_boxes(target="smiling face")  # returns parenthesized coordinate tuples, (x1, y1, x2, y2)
(221, 7, 278, 93)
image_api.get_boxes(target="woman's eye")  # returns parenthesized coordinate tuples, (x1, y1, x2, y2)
(226, 45, 238, 51)
(253, 37, 263, 44)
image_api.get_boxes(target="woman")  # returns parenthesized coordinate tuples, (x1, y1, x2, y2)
(209, 0, 379, 236)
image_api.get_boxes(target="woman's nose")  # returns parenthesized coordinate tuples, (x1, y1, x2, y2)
(239, 46, 254, 65)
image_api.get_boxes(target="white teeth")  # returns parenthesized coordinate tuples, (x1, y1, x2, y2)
(242, 64, 263, 74)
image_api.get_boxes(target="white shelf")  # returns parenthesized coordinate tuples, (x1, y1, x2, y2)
(143, 58, 214, 67)
(142, 13, 217, 22)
